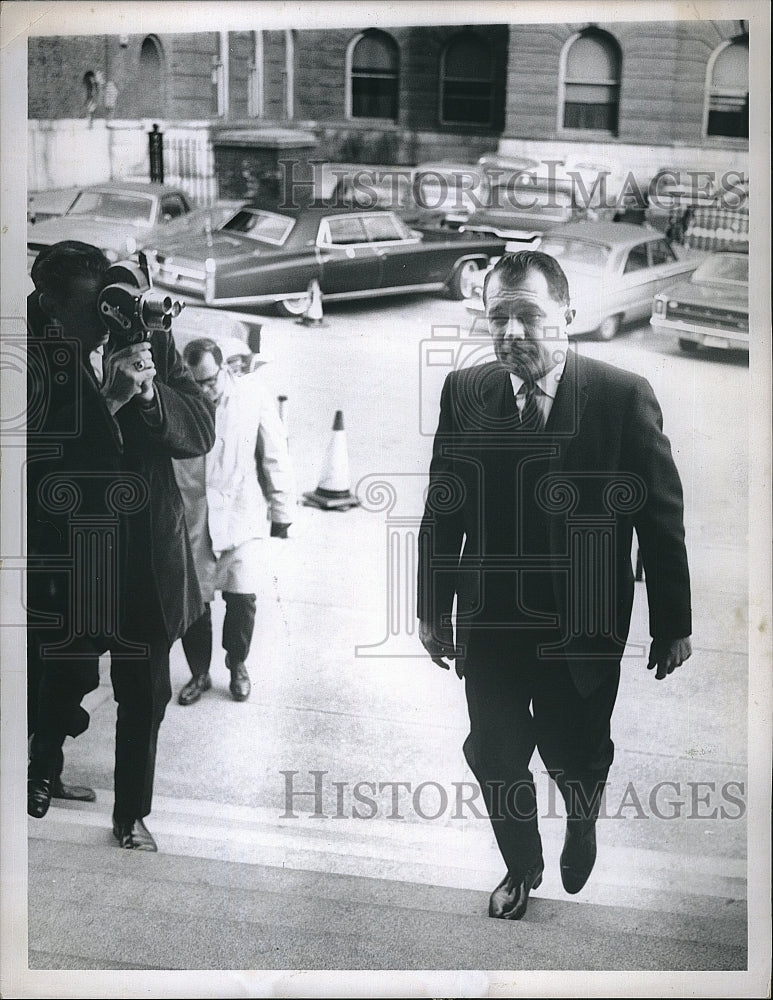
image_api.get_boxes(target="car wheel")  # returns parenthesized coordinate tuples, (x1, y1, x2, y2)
(678, 338, 699, 352)
(275, 295, 312, 318)
(447, 259, 481, 300)
(596, 314, 621, 341)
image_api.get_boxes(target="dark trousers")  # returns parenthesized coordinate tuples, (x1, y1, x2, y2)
(28, 620, 172, 821)
(463, 631, 619, 878)
(181, 592, 256, 677)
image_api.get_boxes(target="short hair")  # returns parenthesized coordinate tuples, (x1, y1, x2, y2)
(483, 250, 571, 308)
(183, 337, 223, 368)
(30, 241, 111, 301)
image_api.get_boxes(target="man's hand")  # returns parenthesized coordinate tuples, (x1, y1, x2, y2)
(101, 342, 157, 414)
(419, 619, 458, 671)
(647, 636, 692, 680)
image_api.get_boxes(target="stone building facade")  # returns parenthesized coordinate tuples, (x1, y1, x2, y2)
(27, 20, 749, 193)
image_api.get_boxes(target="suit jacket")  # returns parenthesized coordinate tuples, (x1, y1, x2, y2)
(417, 350, 691, 695)
(27, 298, 216, 647)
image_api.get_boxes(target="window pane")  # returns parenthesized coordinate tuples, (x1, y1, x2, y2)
(352, 75, 398, 119)
(352, 34, 397, 72)
(444, 36, 489, 80)
(564, 99, 618, 131)
(712, 42, 748, 90)
(325, 216, 368, 245)
(649, 240, 675, 266)
(442, 80, 492, 125)
(362, 214, 406, 242)
(624, 245, 649, 273)
(566, 34, 619, 81)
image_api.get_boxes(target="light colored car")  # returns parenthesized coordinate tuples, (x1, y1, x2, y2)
(27, 181, 242, 270)
(650, 251, 748, 352)
(465, 221, 700, 340)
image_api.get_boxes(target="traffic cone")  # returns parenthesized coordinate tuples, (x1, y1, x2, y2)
(303, 410, 360, 510)
(296, 278, 327, 327)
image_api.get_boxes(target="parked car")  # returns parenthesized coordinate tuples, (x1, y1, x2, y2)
(26, 181, 242, 270)
(464, 222, 700, 340)
(650, 251, 748, 353)
(147, 203, 507, 315)
(27, 187, 83, 224)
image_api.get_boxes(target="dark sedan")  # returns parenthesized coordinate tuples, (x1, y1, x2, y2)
(650, 251, 749, 352)
(147, 204, 507, 315)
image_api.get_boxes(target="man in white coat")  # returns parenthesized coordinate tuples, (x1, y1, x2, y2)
(173, 337, 295, 704)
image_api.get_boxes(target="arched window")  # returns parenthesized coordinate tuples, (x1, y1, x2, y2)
(139, 36, 163, 116)
(348, 30, 399, 120)
(561, 29, 621, 134)
(705, 38, 748, 138)
(440, 34, 494, 126)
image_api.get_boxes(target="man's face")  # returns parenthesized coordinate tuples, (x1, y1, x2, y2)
(485, 267, 570, 383)
(189, 352, 224, 406)
(41, 274, 109, 353)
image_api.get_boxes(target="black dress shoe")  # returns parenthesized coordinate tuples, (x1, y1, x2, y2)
(489, 857, 545, 920)
(560, 820, 597, 894)
(52, 776, 97, 802)
(226, 656, 251, 702)
(112, 816, 158, 851)
(28, 776, 53, 819)
(178, 673, 212, 706)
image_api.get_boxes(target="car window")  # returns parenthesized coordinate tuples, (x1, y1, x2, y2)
(67, 191, 155, 224)
(362, 214, 408, 243)
(321, 216, 369, 246)
(648, 239, 676, 266)
(623, 244, 649, 273)
(538, 238, 610, 269)
(221, 209, 295, 245)
(161, 195, 188, 220)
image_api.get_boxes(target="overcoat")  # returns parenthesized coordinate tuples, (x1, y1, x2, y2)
(27, 304, 216, 649)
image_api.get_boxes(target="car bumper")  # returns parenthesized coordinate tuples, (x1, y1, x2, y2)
(650, 317, 749, 350)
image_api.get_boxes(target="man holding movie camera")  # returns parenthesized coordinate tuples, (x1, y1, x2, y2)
(27, 241, 215, 850)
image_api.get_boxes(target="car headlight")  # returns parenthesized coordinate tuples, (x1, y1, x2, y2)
(125, 235, 137, 255)
(103, 248, 119, 263)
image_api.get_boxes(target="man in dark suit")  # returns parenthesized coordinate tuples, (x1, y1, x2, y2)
(418, 250, 692, 919)
(26, 241, 215, 850)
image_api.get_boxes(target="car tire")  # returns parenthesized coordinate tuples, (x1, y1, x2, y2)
(596, 314, 621, 341)
(447, 259, 481, 300)
(678, 338, 699, 352)
(275, 295, 312, 318)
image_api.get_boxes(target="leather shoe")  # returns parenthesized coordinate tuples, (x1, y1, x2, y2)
(560, 820, 597, 894)
(112, 816, 158, 851)
(52, 775, 96, 802)
(226, 656, 251, 702)
(28, 775, 53, 819)
(489, 857, 544, 920)
(178, 673, 212, 706)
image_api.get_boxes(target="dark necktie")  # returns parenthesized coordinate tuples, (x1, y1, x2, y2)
(515, 382, 543, 431)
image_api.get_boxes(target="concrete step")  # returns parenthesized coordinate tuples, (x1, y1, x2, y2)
(28, 838, 746, 972)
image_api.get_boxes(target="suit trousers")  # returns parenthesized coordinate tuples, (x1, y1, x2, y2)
(29, 610, 172, 821)
(462, 629, 619, 878)
(181, 591, 257, 676)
